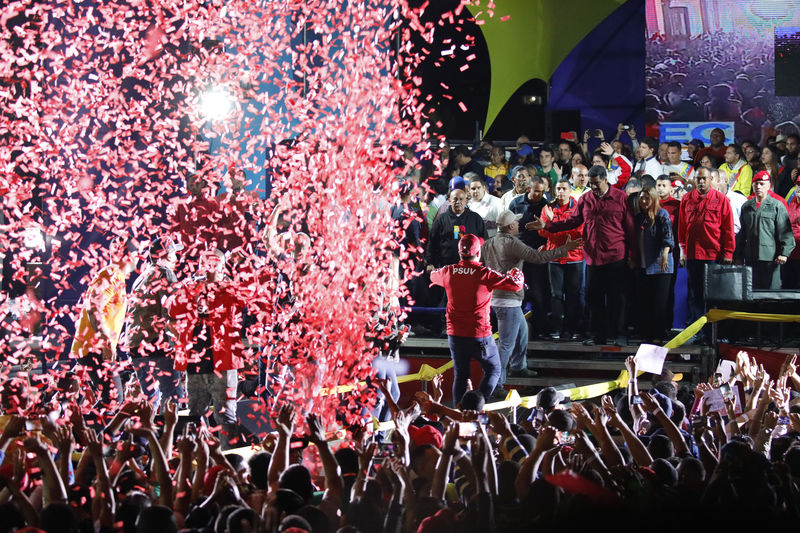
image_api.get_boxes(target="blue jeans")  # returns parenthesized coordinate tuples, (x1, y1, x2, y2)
(131, 355, 184, 406)
(492, 306, 527, 388)
(448, 335, 500, 405)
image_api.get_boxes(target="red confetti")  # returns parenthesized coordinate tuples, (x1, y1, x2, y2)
(0, 0, 488, 427)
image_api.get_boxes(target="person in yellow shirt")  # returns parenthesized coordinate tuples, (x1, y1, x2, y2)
(719, 143, 753, 197)
(70, 235, 137, 410)
(485, 144, 511, 194)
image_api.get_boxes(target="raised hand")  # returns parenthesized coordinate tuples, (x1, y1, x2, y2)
(789, 413, 800, 434)
(487, 411, 513, 439)
(569, 403, 594, 432)
(52, 425, 74, 457)
(442, 423, 460, 453)
(358, 442, 377, 473)
(695, 382, 712, 398)
(163, 399, 178, 427)
(306, 414, 327, 445)
(534, 426, 557, 452)
(600, 142, 614, 156)
(625, 355, 637, 376)
(431, 374, 444, 403)
(83, 428, 104, 458)
(779, 354, 797, 380)
(413, 390, 434, 413)
(115, 437, 141, 463)
(567, 453, 588, 475)
(274, 404, 295, 436)
(176, 424, 197, 456)
(639, 392, 659, 413)
(591, 404, 609, 428)
(601, 395, 619, 421)
(138, 400, 155, 430)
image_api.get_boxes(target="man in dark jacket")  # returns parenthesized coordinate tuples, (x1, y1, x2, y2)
(517, 177, 550, 337)
(425, 188, 487, 270)
(425, 187, 487, 336)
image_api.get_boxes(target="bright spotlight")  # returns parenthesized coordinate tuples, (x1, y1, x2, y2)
(200, 87, 233, 121)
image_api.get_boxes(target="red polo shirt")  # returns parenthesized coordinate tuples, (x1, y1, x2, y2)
(430, 260, 523, 338)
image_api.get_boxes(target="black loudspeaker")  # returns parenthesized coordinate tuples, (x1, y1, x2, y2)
(704, 264, 753, 302)
(545, 110, 582, 143)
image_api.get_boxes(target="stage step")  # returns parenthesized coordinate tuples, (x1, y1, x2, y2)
(405, 337, 706, 355)
(525, 357, 697, 373)
(401, 336, 714, 389)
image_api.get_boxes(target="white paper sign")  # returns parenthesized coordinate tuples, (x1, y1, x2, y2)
(634, 344, 669, 375)
(716, 360, 736, 383)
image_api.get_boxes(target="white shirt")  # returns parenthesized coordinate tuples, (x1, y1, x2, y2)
(634, 156, 662, 178)
(662, 162, 694, 180)
(468, 194, 503, 236)
(501, 190, 524, 211)
(726, 190, 747, 234)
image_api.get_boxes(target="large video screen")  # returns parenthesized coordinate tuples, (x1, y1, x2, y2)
(646, 0, 800, 143)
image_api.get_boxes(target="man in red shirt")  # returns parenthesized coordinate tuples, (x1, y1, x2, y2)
(678, 167, 736, 325)
(528, 165, 634, 347)
(170, 249, 245, 448)
(430, 234, 523, 404)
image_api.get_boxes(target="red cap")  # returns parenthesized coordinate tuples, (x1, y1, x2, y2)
(458, 234, 483, 257)
(753, 170, 771, 183)
(407, 425, 443, 448)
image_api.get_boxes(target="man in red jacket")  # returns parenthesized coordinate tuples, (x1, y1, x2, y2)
(539, 178, 584, 340)
(678, 167, 736, 326)
(170, 249, 245, 448)
(430, 234, 524, 404)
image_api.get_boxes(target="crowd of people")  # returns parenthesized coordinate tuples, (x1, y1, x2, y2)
(396, 126, 800, 355)
(2, 344, 800, 532)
